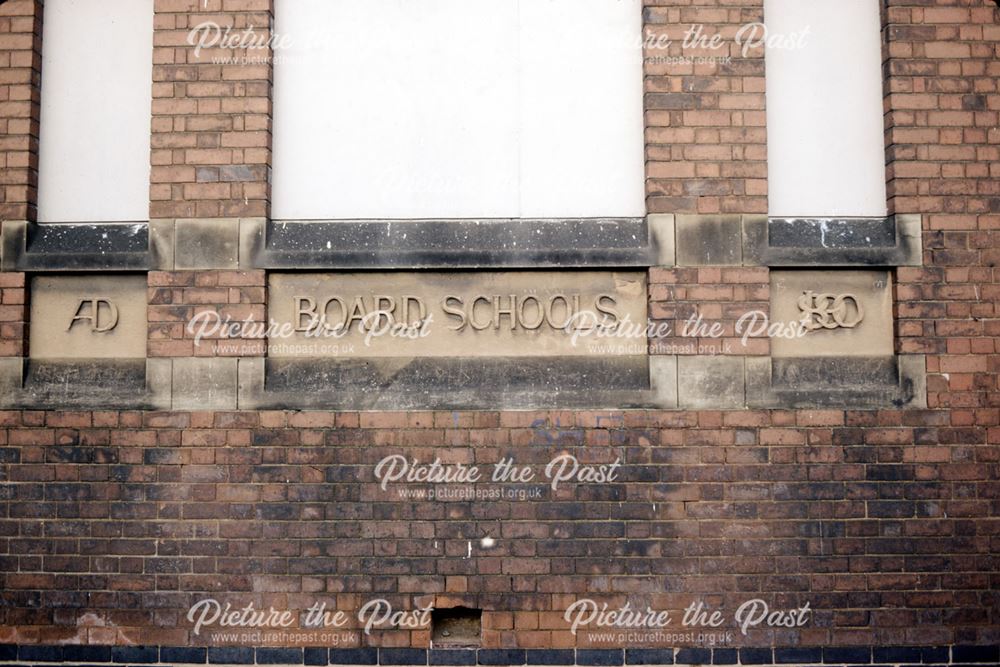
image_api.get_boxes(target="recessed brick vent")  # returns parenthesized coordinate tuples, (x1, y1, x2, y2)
(431, 607, 483, 648)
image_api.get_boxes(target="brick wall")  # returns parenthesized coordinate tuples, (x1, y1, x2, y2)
(0, 0, 998, 656)
(0, 408, 996, 649)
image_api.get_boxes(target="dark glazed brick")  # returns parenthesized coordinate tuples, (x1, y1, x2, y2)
(207, 647, 253, 664)
(477, 649, 526, 666)
(874, 647, 922, 663)
(674, 648, 710, 665)
(739, 648, 773, 665)
(256, 648, 303, 664)
(328, 648, 377, 665)
(711, 649, 738, 664)
(921, 647, 949, 663)
(953, 646, 1000, 663)
(74, 653, 112, 666)
(626, 648, 675, 665)
(161, 647, 207, 664)
(775, 648, 823, 664)
(380, 648, 428, 666)
(429, 649, 477, 666)
(19, 647, 64, 662)
(112, 646, 159, 664)
(823, 647, 871, 664)
(303, 647, 328, 666)
(577, 649, 624, 666)
(0, 646, 17, 661)
(525, 650, 576, 665)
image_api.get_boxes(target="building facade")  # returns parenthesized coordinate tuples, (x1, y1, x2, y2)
(0, 0, 998, 664)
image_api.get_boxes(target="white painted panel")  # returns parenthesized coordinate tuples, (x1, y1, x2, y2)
(519, 0, 645, 218)
(272, 0, 519, 220)
(765, 0, 887, 217)
(272, 0, 644, 220)
(38, 0, 153, 223)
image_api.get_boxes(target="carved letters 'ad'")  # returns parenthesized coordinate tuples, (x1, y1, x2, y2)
(29, 275, 148, 360)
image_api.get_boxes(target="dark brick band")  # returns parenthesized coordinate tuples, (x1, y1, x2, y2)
(1, 645, 997, 667)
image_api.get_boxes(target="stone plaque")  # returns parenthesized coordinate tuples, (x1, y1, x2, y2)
(770, 270, 893, 358)
(30, 275, 147, 359)
(268, 272, 647, 358)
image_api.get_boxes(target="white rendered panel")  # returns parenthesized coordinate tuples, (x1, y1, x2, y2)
(765, 0, 887, 217)
(272, 0, 644, 220)
(38, 0, 154, 222)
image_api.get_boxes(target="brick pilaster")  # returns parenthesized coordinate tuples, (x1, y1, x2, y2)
(0, 272, 26, 356)
(148, 270, 266, 357)
(649, 266, 770, 356)
(643, 2, 768, 215)
(884, 1, 1000, 411)
(150, 0, 272, 219)
(0, 0, 41, 223)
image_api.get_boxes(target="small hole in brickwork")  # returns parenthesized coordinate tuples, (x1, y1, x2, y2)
(431, 607, 482, 647)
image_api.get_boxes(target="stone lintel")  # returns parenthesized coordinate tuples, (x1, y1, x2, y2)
(676, 356, 746, 409)
(743, 215, 923, 267)
(237, 356, 676, 411)
(0, 358, 170, 410)
(1, 220, 157, 272)
(242, 218, 659, 270)
(148, 218, 265, 270)
(0, 353, 926, 411)
(170, 357, 238, 411)
(675, 215, 745, 266)
(2, 215, 923, 273)
(746, 355, 927, 409)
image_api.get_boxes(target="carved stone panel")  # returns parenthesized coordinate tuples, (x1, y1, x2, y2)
(268, 271, 648, 358)
(29, 275, 147, 359)
(769, 270, 893, 358)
